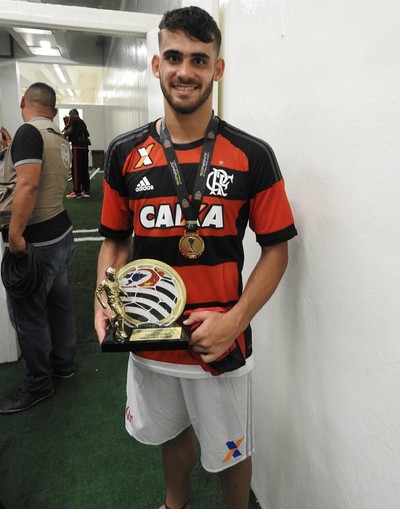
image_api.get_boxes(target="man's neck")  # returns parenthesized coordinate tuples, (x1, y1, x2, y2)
(23, 106, 53, 122)
(162, 107, 214, 144)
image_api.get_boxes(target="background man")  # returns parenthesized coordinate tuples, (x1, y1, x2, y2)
(0, 126, 12, 149)
(0, 82, 77, 414)
(95, 7, 297, 509)
(64, 108, 91, 198)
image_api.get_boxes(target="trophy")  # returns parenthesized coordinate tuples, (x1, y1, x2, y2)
(96, 259, 189, 352)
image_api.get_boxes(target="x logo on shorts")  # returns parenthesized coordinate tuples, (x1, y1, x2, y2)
(223, 436, 244, 463)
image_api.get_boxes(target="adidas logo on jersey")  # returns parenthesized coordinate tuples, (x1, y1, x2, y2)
(135, 176, 154, 192)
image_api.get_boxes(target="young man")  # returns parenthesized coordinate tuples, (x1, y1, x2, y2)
(0, 83, 77, 414)
(63, 108, 91, 198)
(95, 7, 297, 509)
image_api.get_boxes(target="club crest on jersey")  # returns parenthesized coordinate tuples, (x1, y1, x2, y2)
(134, 143, 155, 169)
(206, 168, 234, 197)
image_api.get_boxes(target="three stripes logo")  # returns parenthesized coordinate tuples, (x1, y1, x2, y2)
(135, 176, 154, 192)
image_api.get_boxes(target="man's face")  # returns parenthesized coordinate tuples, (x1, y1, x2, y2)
(152, 29, 224, 115)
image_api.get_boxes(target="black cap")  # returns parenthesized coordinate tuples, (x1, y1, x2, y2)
(69, 108, 79, 116)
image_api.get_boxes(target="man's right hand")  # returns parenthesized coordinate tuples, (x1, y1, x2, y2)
(0, 126, 11, 148)
(94, 307, 111, 344)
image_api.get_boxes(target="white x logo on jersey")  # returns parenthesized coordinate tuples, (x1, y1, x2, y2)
(135, 143, 155, 168)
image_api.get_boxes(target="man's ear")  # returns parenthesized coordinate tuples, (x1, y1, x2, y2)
(214, 58, 225, 82)
(152, 55, 160, 78)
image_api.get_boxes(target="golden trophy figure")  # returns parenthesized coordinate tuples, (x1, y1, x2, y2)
(96, 259, 189, 352)
(96, 267, 128, 341)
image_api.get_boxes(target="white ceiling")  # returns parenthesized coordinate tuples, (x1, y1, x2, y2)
(0, 0, 169, 105)
(17, 62, 105, 105)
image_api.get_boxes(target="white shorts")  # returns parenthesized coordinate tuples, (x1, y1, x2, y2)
(125, 358, 254, 473)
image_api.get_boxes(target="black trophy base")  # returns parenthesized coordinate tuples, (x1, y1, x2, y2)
(101, 323, 190, 352)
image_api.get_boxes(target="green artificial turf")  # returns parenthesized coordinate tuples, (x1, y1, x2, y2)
(65, 171, 104, 343)
(0, 171, 260, 509)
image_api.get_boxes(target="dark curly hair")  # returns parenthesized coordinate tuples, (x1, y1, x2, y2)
(159, 6, 221, 53)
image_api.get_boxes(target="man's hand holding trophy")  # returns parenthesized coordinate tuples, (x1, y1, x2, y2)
(95, 259, 189, 352)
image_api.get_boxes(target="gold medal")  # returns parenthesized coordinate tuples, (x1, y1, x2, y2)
(179, 231, 205, 259)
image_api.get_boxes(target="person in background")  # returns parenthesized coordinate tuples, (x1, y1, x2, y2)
(0, 82, 77, 414)
(0, 126, 12, 150)
(63, 108, 91, 198)
(94, 6, 297, 509)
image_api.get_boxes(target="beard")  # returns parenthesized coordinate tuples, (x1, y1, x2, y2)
(159, 77, 214, 115)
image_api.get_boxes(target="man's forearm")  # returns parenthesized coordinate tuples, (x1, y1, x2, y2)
(9, 185, 38, 252)
(183, 242, 289, 362)
(229, 242, 289, 335)
(96, 237, 132, 287)
(8, 163, 41, 252)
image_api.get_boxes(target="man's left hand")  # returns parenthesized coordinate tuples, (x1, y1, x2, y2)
(183, 310, 239, 363)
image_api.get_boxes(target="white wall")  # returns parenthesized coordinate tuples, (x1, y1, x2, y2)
(0, 240, 18, 363)
(219, 0, 400, 508)
(0, 60, 21, 136)
(0, 61, 20, 362)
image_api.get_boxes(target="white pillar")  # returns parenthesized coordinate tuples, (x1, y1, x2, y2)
(0, 237, 19, 363)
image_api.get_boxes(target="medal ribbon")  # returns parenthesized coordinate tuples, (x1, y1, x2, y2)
(159, 114, 218, 232)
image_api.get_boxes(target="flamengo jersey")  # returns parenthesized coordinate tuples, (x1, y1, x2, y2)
(100, 118, 297, 372)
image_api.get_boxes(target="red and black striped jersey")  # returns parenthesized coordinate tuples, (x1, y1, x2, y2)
(100, 118, 297, 371)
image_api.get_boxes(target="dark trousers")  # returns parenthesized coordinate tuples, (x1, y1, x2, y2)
(71, 147, 90, 194)
(6, 231, 77, 393)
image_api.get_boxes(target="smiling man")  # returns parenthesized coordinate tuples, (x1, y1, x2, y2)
(154, 29, 223, 116)
(95, 6, 297, 509)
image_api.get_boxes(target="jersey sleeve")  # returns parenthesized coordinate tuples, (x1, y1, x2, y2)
(99, 136, 133, 239)
(11, 124, 43, 166)
(248, 141, 297, 245)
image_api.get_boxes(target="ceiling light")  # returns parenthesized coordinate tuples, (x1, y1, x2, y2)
(29, 47, 60, 56)
(13, 27, 52, 35)
(54, 65, 67, 84)
(66, 89, 75, 97)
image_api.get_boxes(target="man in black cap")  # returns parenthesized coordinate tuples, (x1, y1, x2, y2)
(63, 108, 91, 198)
